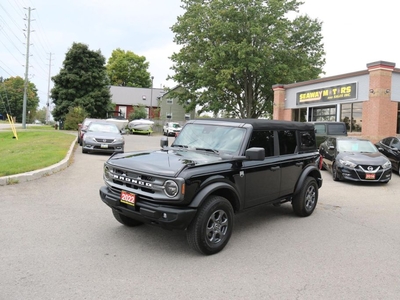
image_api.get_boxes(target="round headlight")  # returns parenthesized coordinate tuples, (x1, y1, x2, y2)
(104, 166, 112, 180)
(164, 180, 179, 197)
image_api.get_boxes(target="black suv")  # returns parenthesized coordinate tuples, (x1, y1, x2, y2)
(99, 119, 323, 255)
(312, 121, 347, 147)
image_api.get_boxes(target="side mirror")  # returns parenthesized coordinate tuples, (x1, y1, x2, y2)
(160, 136, 168, 148)
(245, 147, 265, 160)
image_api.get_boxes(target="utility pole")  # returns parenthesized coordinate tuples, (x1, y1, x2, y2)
(150, 76, 154, 120)
(22, 7, 34, 129)
(46, 53, 53, 124)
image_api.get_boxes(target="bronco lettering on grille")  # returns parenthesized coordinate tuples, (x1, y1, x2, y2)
(113, 174, 152, 187)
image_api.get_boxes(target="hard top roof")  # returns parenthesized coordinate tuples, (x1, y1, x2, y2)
(189, 118, 315, 131)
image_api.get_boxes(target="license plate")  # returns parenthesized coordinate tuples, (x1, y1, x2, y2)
(120, 190, 136, 206)
(101, 144, 108, 148)
(365, 173, 375, 180)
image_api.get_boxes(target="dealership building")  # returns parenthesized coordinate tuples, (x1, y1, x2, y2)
(273, 61, 400, 142)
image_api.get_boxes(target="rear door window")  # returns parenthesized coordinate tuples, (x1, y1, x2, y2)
(278, 130, 297, 155)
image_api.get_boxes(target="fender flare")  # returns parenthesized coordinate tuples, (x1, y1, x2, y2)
(293, 165, 323, 197)
(189, 181, 240, 211)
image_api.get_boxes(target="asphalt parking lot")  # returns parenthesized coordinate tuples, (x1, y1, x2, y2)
(1, 133, 400, 299)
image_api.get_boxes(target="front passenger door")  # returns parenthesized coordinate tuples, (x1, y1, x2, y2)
(243, 130, 280, 208)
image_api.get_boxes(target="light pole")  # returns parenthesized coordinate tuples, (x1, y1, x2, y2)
(150, 76, 154, 120)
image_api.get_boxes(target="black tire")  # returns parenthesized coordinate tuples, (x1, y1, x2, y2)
(112, 209, 143, 227)
(292, 177, 318, 217)
(82, 145, 88, 154)
(187, 195, 234, 255)
(332, 163, 339, 181)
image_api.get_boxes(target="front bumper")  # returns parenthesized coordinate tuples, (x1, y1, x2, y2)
(338, 166, 392, 183)
(99, 186, 197, 230)
(83, 142, 124, 153)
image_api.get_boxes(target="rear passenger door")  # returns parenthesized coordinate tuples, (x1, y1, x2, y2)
(242, 130, 281, 208)
(278, 130, 303, 197)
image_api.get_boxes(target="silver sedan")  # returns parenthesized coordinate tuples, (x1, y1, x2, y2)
(82, 121, 124, 154)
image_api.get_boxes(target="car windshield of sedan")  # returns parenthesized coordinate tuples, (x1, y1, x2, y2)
(88, 123, 120, 133)
(172, 124, 246, 154)
(337, 140, 377, 153)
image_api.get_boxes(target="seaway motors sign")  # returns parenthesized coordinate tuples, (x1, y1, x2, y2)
(296, 82, 357, 104)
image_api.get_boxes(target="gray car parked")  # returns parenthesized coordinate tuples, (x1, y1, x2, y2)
(82, 121, 125, 154)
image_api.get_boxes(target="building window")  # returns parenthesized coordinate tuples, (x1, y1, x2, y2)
(293, 108, 307, 122)
(185, 114, 190, 120)
(340, 102, 362, 132)
(309, 106, 336, 122)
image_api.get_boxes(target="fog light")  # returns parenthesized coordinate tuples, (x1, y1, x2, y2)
(163, 213, 167, 219)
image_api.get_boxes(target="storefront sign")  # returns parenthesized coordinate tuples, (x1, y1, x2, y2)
(296, 82, 357, 104)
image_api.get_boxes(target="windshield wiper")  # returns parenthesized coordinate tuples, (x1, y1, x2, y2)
(195, 148, 219, 154)
(171, 144, 188, 149)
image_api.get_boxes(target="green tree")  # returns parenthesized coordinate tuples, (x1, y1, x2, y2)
(64, 106, 88, 130)
(128, 104, 147, 121)
(50, 42, 113, 122)
(169, 0, 325, 118)
(106, 48, 152, 87)
(34, 106, 47, 123)
(0, 76, 39, 123)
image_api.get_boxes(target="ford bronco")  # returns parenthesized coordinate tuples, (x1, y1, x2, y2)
(99, 119, 323, 255)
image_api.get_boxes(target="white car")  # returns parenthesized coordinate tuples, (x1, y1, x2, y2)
(163, 122, 182, 136)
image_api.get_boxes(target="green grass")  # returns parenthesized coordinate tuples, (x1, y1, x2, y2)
(0, 129, 76, 177)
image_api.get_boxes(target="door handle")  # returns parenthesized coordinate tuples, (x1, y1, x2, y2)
(296, 162, 304, 167)
(271, 166, 280, 171)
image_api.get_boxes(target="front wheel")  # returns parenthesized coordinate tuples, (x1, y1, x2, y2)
(332, 163, 339, 181)
(187, 195, 234, 255)
(292, 177, 318, 217)
(112, 209, 143, 226)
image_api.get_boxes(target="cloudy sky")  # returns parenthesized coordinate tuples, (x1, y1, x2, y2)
(1, 0, 399, 109)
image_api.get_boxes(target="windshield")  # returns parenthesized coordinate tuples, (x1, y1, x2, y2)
(88, 123, 120, 134)
(172, 123, 246, 154)
(337, 140, 377, 153)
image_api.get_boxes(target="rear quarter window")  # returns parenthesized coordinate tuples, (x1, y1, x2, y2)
(327, 124, 347, 135)
(298, 130, 317, 151)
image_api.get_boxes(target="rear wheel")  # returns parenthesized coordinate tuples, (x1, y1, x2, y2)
(112, 210, 143, 226)
(292, 177, 318, 217)
(187, 195, 234, 255)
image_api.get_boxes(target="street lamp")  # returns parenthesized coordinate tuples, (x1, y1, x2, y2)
(150, 76, 154, 120)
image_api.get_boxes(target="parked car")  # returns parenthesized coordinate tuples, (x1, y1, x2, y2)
(78, 118, 98, 146)
(82, 121, 124, 154)
(163, 122, 182, 136)
(99, 119, 323, 255)
(311, 121, 347, 147)
(319, 136, 391, 183)
(375, 136, 400, 176)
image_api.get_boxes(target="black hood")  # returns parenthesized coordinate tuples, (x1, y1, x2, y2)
(107, 149, 223, 177)
(338, 151, 389, 165)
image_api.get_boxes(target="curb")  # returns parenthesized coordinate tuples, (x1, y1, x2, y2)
(0, 137, 77, 186)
